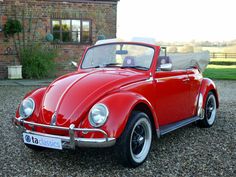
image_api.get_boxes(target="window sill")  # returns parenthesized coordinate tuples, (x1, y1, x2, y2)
(51, 42, 92, 45)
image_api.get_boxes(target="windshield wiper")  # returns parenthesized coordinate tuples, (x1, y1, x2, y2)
(121, 65, 149, 70)
(104, 63, 121, 67)
(90, 64, 148, 70)
(88, 63, 121, 69)
(93, 65, 101, 68)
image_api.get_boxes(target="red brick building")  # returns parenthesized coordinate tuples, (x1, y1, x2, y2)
(0, 0, 119, 78)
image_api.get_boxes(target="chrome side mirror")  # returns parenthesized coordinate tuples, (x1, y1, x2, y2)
(160, 63, 172, 71)
(71, 61, 78, 68)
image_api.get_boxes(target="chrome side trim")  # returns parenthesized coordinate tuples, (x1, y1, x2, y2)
(160, 116, 201, 136)
(13, 117, 115, 148)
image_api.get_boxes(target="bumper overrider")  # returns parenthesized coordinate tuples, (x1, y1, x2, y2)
(13, 117, 116, 149)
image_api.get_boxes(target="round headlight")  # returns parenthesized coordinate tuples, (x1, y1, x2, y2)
(89, 103, 109, 128)
(19, 98, 35, 119)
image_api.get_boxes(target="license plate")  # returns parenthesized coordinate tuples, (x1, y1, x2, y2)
(23, 133, 62, 150)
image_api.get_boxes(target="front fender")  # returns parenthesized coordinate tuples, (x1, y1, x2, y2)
(200, 78, 219, 108)
(80, 91, 158, 139)
(15, 87, 47, 121)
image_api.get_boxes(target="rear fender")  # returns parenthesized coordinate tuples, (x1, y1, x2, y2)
(199, 78, 219, 109)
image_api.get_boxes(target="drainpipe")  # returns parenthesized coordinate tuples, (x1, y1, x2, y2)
(0, 0, 3, 32)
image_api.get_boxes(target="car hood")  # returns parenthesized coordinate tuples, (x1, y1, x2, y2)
(39, 69, 148, 127)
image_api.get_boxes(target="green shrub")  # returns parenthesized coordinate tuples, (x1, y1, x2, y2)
(3, 18, 22, 37)
(21, 43, 57, 79)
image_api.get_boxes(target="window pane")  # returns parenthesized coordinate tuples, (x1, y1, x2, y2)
(82, 21, 90, 43)
(61, 20, 70, 32)
(51, 19, 91, 43)
(82, 31, 90, 43)
(53, 32, 60, 41)
(72, 32, 80, 42)
(52, 20, 60, 31)
(72, 20, 80, 31)
(62, 32, 71, 42)
(82, 21, 90, 31)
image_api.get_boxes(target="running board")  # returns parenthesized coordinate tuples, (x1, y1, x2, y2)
(160, 116, 201, 136)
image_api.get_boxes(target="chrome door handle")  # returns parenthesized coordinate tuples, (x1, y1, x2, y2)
(183, 78, 190, 82)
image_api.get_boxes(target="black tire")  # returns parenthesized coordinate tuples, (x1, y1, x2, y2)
(25, 144, 45, 151)
(116, 111, 152, 168)
(198, 92, 217, 128)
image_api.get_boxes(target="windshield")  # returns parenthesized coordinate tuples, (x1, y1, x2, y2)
(81, 44, 155, 70)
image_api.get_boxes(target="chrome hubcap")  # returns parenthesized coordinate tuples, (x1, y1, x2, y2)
(132, 125, 146, 155)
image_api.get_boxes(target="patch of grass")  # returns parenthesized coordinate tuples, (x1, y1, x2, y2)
(209, 61, 236, 65)
(203, 65, 236, 80)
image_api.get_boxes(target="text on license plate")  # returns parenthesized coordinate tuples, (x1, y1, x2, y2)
(23, 133, 62, 150)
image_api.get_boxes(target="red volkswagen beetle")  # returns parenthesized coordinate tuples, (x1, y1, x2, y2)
(13, 39, 219, 167)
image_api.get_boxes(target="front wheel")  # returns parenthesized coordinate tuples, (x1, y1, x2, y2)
(198, 92, 217, 128)
(116, 112, 152, 167)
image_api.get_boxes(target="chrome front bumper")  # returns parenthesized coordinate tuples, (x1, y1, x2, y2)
(13, 117, 116, 149)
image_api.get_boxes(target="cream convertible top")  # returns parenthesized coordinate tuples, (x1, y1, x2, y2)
(168, 51, 210, 72)
(95, 38, 210, 72)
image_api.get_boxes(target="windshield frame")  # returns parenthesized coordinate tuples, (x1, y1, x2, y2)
(80, 42, 156, 71)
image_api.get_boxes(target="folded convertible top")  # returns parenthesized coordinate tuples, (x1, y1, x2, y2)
(169, 51, 210, 72)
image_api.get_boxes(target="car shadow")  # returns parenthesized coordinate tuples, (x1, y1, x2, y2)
(26, 123, 205, 170)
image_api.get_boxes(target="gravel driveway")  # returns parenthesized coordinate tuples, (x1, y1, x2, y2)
(0, 80, 235, 176)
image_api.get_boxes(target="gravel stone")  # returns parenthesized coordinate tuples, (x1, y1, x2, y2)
(0, 80, 235, 176)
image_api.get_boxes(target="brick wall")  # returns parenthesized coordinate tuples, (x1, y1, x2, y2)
(0, 0, 118, 78)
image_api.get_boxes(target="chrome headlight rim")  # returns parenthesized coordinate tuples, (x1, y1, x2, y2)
(89, 103, 109, 128)
(19, 98, 35, 119)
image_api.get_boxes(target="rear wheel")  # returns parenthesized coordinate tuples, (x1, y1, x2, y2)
(198, 92, 217, 128)
(116, 111, 152, 167)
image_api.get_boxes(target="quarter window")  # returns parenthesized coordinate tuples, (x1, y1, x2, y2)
(51, 19, 91, 44)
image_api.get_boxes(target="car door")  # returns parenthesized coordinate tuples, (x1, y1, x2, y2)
(154, 70, 191, 126)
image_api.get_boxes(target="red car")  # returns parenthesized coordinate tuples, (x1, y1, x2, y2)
(13, 40, 219, 167)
